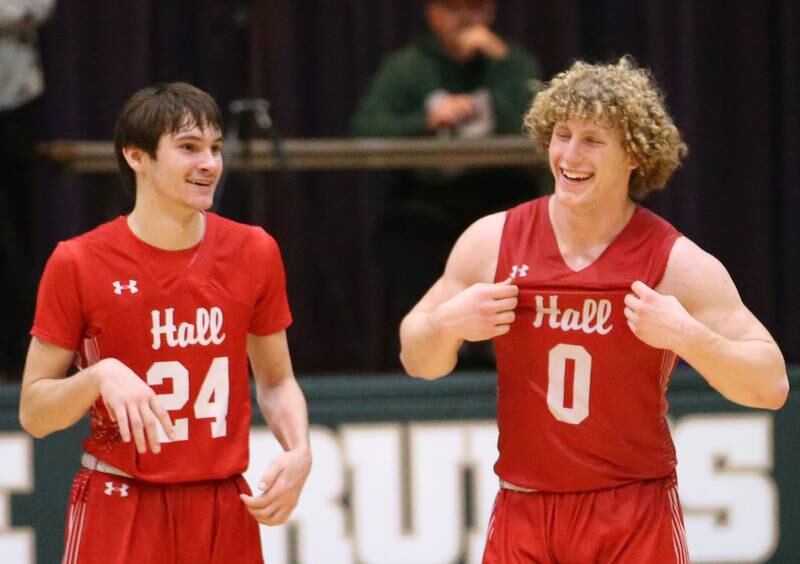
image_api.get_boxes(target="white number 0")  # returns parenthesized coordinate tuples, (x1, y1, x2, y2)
(547, 344, 591, 424)
(146, 357, 230, 442)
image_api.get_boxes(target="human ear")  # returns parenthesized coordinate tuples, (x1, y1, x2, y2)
(122, 146, 147, 172)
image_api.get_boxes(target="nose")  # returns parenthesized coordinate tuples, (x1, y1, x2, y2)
(199, 148, 222, 173)
(562, 137, 584, 164)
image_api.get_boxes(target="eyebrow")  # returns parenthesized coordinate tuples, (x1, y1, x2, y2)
(173, 133, 224, 143)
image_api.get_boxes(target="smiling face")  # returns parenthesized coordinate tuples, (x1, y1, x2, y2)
(124, 120, 223, 214)
(548, 119, 638, 209)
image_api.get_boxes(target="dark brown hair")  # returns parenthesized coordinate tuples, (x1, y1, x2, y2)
(113, 82, 223, 192)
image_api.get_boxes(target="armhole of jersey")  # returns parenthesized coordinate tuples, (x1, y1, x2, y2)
(494, 208, 515, 283)
(650, 230, 682, 288)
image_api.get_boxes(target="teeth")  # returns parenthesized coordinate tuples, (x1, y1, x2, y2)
(563, 170, 591, 180)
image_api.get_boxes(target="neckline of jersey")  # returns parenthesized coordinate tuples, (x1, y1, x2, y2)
(118, 212, 209, 260)
(542, 195, 641, 275)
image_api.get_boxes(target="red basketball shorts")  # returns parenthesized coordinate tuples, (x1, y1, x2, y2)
(483, 478, 689, 563)
(61, 468, 263, 564)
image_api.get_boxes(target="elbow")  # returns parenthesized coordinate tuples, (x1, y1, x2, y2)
(741, 370, 790, 411)
(18, 410, 49, 439)
(763, 376, 790, 411)
(761, 360, 790, 410)
(399, 351, 452, 381)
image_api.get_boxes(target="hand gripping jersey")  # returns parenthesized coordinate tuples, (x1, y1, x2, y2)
(32, 213, 291, 483)
(493, 196, 681, 492)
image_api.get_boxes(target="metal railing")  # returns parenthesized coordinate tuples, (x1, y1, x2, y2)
(39, 136, 545, 173)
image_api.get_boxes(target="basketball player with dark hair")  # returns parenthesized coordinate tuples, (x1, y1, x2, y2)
(19, 82, 311, 563)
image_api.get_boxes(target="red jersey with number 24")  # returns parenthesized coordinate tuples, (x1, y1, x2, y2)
(493, 196, 681, 492)
(31, 213, 292, 483)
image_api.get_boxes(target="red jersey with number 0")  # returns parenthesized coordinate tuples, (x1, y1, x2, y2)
(493, 196, 681, 492)
(31, 213, 292, 483)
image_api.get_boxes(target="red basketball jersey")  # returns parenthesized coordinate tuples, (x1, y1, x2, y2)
(493, 196, 681, 491)
(32, 213, 292, 483)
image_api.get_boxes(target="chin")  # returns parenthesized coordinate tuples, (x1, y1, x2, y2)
(553, 183, 593, 207)
(188, 196, 215, 211)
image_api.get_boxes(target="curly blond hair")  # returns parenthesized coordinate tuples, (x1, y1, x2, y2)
(523, 56, 688, 200)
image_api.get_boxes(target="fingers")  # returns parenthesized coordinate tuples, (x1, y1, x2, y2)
(494, 311, 516, 326)
(484, 310, 515, 338)
(490, 280, 519, 299)
(109, 402, 131, 443)
(630, 280, 657, 298)
(431, 96, 476, 127)
(142, 407, 163, 454)
(149, 397, 176, 442)
(127, 406, 147, 454)
(259, 464, 282, 493)
(239, 493, 295, 526)
(450, 95, 476, 119)
(493, 296, 518, 313)
(109, 399, 166, 454)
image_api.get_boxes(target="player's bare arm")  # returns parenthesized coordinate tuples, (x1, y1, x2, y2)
(624, 236, 788, 409)
(19, 337, 176, 453)
(400, 211, 517, 379)
(240, 331, 311, 526)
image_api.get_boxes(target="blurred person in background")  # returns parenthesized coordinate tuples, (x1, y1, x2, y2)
(352, 0, 543, 369)
(0, 0, 55, 381)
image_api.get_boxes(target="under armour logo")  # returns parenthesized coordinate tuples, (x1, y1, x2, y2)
(104, 481, 129, 497)
(510, 264, 529, 279)
(113, 280, 139, 295)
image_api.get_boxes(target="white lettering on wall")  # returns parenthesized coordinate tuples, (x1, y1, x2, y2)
(202, 415, 782, 563)
(0, 434, 34, 564)
(248, 428, 353, 563)
(674, 414, 778, 563)
(342, 423, 463, 564)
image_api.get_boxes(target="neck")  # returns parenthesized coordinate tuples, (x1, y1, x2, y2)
(549, 194, 635, 258)
(127, 197, 206, 250)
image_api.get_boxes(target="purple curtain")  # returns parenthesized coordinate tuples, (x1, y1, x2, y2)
(35, 0, 800, 370)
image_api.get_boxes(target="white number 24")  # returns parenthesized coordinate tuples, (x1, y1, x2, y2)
(146, 357, 230, 442)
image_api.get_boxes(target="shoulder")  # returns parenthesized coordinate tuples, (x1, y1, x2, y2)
(636, 206, 678, 229)
(43, 240, 79, 274)
(658, 236, 738, 311)
(209, 213, 278, 246)
(47, 217, 126, 262)
(457, 211, 506, 248)
(208, 214, 284, 272)
(447, 211, 507, 285)
(378, 35, 443, 74)
(627, 205, 681, 248)
(663, 237, 725, 282)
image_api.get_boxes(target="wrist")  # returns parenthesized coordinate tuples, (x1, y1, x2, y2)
(292, 443, 312, 471)
(86, 357, 119, 398)
(428, 305, 463, 347)
(674, 316, 715, 359)
(84, 361, 104, 396)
